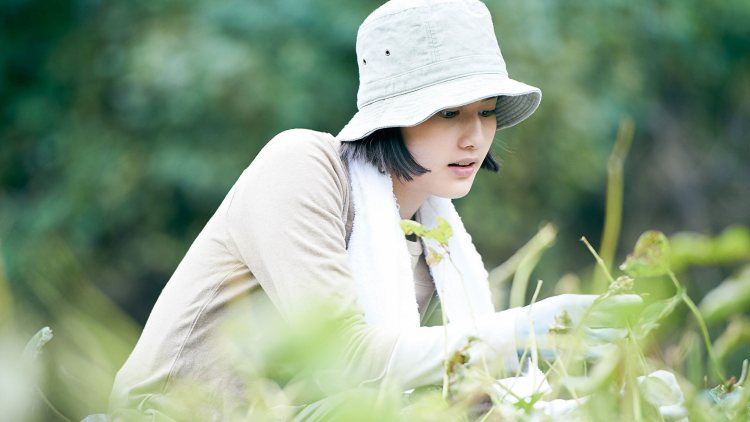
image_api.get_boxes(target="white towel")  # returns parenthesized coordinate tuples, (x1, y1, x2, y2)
(346, 159, 495, 329)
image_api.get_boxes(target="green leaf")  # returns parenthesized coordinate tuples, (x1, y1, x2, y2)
(699, 265, 750, 325)
(712, 317, 750, 364)
(670, 226, 750, 271)
(562, 347, 622, 395)
(636, 292, 683, 339)
(620, 231, 671, 277)
(513, 391, 545, 413)
(400, 220, 427, 237)
(428, 217, 453, 247)
(400, 217, 453, 247)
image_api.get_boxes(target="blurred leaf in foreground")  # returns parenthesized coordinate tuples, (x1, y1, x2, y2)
(562, 347, 622, 396)
(712, 316, 750, 365)
(0, 331, 42, 421)
(699, 265, 750, 325)
(637, 370, 687, 421)
(635, 292, 684, 340)
(22, 326, 53, 362)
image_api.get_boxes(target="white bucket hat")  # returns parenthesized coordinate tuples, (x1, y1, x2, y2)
(336, 0, 542, 142)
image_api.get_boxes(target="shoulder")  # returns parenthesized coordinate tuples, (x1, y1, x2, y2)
(236, 129, 349, 197)
(257, 129, 342, 166)
(247, 129, 349, 193)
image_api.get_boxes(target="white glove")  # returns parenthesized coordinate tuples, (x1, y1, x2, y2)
(514, 294, 643, 359)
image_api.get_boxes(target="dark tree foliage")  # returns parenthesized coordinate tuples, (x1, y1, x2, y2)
(0, 2, 748, 416)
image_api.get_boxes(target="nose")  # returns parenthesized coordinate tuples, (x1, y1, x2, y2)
(457, 114, 484, 150)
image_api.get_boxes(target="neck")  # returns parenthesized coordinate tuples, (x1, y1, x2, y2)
(391, 173, 428, 220)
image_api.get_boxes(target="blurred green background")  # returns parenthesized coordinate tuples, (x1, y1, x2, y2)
(1, 0, 749, 418)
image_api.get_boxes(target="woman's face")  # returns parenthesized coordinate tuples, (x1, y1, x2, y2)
(397, 97, 498, 201)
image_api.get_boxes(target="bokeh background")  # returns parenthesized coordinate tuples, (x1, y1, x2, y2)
(1, 0, 748, 418)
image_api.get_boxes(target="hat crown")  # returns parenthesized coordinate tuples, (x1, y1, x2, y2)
(355, 0, 508, 108)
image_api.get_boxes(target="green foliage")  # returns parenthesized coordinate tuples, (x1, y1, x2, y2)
(671, 226, 750, 272)
(2, 0, 749, 328)
(1, 0, 749, 420)
(700, 265, 750, 325)
(635, 293, 683, 340)
(1, 223, 748, 420)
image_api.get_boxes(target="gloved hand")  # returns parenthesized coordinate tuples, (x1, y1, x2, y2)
(514, 294, 643, 360)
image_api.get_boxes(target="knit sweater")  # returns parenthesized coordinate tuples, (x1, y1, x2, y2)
(108, 129, 520, 419)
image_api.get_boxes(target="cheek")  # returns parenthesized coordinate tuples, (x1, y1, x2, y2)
(482, 119, 497, 141)
(403, 135, 441, 169)
(408, 145, 437, 168)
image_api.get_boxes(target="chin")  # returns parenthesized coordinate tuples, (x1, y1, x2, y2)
(437, 186, 472, 199)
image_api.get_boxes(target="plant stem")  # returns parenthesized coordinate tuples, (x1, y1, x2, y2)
(667, 270, 726, 382)
(489, 223, 556, 309)
(476, 405, 495, 422)
(595, 117, 634, 292)
(548, 355, 579, 400)
(528, 280, 544, 370)
(580, 236, 615, 284)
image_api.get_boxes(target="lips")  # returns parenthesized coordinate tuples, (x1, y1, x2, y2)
(448, 158, 477, 167)
(448, 160, 477, 178)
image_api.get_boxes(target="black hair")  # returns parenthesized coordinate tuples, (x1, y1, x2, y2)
(339, 127, 500, 182)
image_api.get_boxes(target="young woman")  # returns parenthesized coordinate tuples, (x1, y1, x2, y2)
(108, 0, 640, 419)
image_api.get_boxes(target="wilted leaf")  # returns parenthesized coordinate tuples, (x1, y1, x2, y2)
(426, 247, 444, 266)
(600, 276, 635, 302)
(620, 231, 671, 277)
(549, 310, 573, 335)
(609, 276, 634, 292)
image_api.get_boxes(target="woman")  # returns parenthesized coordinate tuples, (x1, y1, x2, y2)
(108, 0, 639, 419)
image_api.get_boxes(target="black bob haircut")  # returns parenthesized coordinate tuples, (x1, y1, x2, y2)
(339, 127, 500, 182)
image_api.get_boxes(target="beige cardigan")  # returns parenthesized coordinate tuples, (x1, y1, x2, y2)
(109, 129, 520, 419)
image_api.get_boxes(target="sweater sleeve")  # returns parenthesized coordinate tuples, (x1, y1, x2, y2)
(225, 129, 520, 390)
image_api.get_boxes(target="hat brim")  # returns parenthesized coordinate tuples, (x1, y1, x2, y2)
(336, 74, 541, 142)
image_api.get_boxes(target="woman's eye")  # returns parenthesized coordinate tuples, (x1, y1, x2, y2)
(439, 110, 459, 118)
(480, 109, 496, 117)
